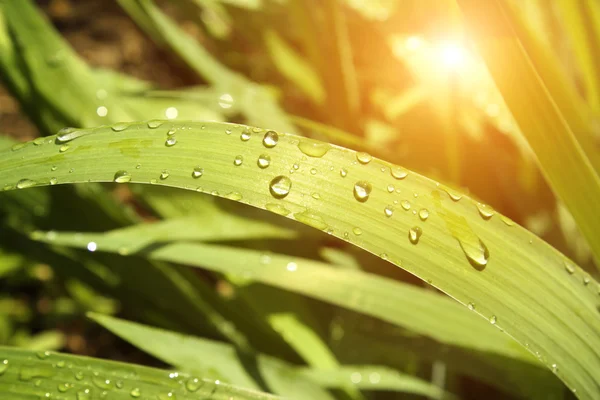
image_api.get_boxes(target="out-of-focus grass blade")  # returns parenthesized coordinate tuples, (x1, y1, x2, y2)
(264, 30, 326, 104)
(341, 0, 398, 21)
(457, 0, 600, 271)
(90, 313, 446, 399)
(0, 121, 598, 398)
(117, 0, 294, 132)
(0, 248, 24, 278)
(34, 230, 538, 366)
(0, 346, 279, 399)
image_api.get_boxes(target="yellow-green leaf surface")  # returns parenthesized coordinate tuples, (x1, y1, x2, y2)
(0, 121, 598, 398)
(457, 0, 600, 270)
(0, 346, 280, 399)
(90, 313, 446, 399)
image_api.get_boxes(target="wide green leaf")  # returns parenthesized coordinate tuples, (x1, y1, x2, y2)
(0, 121, 598, 398)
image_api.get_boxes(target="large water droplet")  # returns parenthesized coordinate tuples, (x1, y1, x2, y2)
(165, 137, 177, 147)
(400, 200, 411, 210)
(240, 129, 251, 141)
(457, 236, 489, 271)
(160, 170, 170, 180)
(476, 202, 495, 220)
(298, 139, 331, 157)
(192, 167, 204, 178)
(440, 185, 462, 201)
(114, 170, 131, 183)
(16, 179, 36, 189)
(111, 122, 129, 132)
(391, 166, 408, 179)
(262, 131, 279, 148)
(257, 154, 271, 168)
(269, 175, 292, 198)
(266, 203, 291, 216)
(234, 155, 244, 166)
(419, 208, 429, 221)
(147, 120, 163, 129)
(56, 127, 86, 143)
(356, 152, 372, 164)
(353, 181, 372, 202)
(408, 226, 422, 244)
(500, 216, 515, 226)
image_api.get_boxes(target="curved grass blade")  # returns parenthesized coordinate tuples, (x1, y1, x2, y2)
(0, 346, 280, 399)
(32, 231, 537, 366)
(0, 121, 598, 398)
(89, 313, 447, 399)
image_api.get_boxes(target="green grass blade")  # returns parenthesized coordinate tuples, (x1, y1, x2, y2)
(32, 232, 537, 366)
(457, 0, 600, 270)
(89, 313, 446, 398)
(0, 121, 598, 397)
(0, 346, 279, 399)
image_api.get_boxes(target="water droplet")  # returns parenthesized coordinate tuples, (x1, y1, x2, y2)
(489, 315, 497, 325)
(116, 380, 124, 389)
(234, 155, 244, 166)
(294, 210, 328, 230)
(77, 388, 91, 400)
(387, 184, 395, 193)
(59, 144, 70, 153)
(552, 364, 558, 373)
(165, 137, 177, 147)
(0, 360, 8, 375)
(350, 372, 362, 384)
(262, 131, 279, 148)
(19, 364, 54, 381)
(50, 178, 58, 185)
(186, 377, 203, 392)
(440, 185, 462, 201)
(408, 226, 422, 244)
(92, 374, 113, 389)
(401, 200, 411, 210)
(58, 382, 71, 392)
(87, 242, 97, 252)
(114, 170, 131, 183)
(266, 203, 290, 216)
(391, 166, 408, 179)
(356, 152, 372, 164)
(56, 127, 85, 143)
(564, 261, 575, 274)
(309, 168, 317, 175)
(51, 165, 57, 171)
(352, 227, 362, 236)
(74, 371, 84, 380)
(419, 208, 429, 221)
(583, 276, 590, 285)
(476, 202, 495, 220)
(269, 176, 292, 198)
(111, 122, 129, 132)
(130, 388, 141, 398)
(500, 216, 515, 226)
(380, 253, 388, 260)
(340, 168, 348, 177)
(240, 130, 251, 141)
(192, 167, 204, 178)
(160, 170, 170, 180)
(458, 237, 489, 271)
(225, 128, 232, 135)
(353, 181, 372, 202)
(16, 179, 36, 189)
(467, 302, 475, 310)
(135, 164, 141, 169)
(298, 139, 331, 157)
(33, 137, 46, 146)
(225, 192, 243, 201)
(384, 206, 394, 217)
(147, 120, 163, 129)
(286, 262, 298, 272)
(257, 154, 271, 168)
(293, 163, 300, 170)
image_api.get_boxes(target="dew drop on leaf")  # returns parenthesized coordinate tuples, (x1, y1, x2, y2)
(457, 236, 489, 271)
(130, 388, 141, 398)
(467, 302, 475, 310)
(114, 170, 131, 183)
(234, 155, 244, 166)
(240, 129, 251, 141)
(165, 137, 177, 147)
(191, 167, 204, 178)
(56, 127, 84, 143)
(0, 360, 8, 376)
(340, 168, 348, 177)
(489, 315, 497, 325)
(111, 122, 129, 132)
(294, 210, 328, 230)
(353, 227, 363, 236)
(16, 179, 36, 189)
(384, 206, 394, 217)
(401, 200, 411, 210)
(353, 181, 372, 202)
(266, 203, 291, 216)
(440, 184, 462, 201)
(186, 378, 202, 392)
(262, 131, 279, 148)
(356, 152, 372, 164)
(391, 166, 408, 180)
(387, 184, 395, 193)
(147, 120, 163, 129)
(408, 226, 422, 244)
(269, 175, 292, 198)
(160, 170, 170, 180)
(419, 208, 429, 221)
(476, 202, 495, 220)
(59, 144, 70, 153)
(257, 154, 271, 168)
(564, 261, 575, 274)
(298, 139, 331, 158)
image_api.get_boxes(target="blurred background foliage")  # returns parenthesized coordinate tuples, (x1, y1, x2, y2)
(0, 0, 598, 398)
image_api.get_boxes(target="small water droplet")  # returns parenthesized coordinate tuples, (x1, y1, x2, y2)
(489, 315, 497, 325)
(51, 165, 57, 171)
(340, 168, 348, 177)
(33, 137, 46, 146)
(384, 206, 394, 217)
(419, 208, 429, 220)
(269, 176, 292, 198)
(353, 181, 372, 202)
(130, 388, 141, 398)
(552, 363, 558, 373)
(583, 276, 590, 285)
(59, 144, 70, 153)
(294, 210, 328, 230)
(192, 166, 204, 178)
(401, 200, 411, 210)
(225, 192, 243, 201)
(256, 154, 271, 169)
(476, 202, 495, 220)
(58, 382, 71, 392)
(234, 155, 244, 166)
(147, 120, 163, 129)
(380, 253, 388, 260)
(160, 170, 170, 180)
(77, 388, 91, 400)
(92, 374, 113, 390)
(310, 168, 317, 175)
(165, 137, 177, 147)
(352, 227, 362, 236)
(262, 131, 279, 148)
(298, 139, 331, 157)
(311, 192, 321, 200)
(50, 178, 58, 185)
(16, 179, 36, 189)
(293, 163, 300, 170)
(440, 185, 462, 201)
(391, 166, 408, 179)
(74, 371, 84, 380)
(186, 377, 203, 392)
(111, 122, 129, 132)
(564, 261, 575, 274)
(356, 152, 372, 164)
(0, 360, 8, 375)
(114, 170, 131, 183)
(500, 215, 515, 226)
(266, 203, 290, 216)
(240, 129, 251, 141)
(408, 226, 422, 244)
(387, 184, 395, 193)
